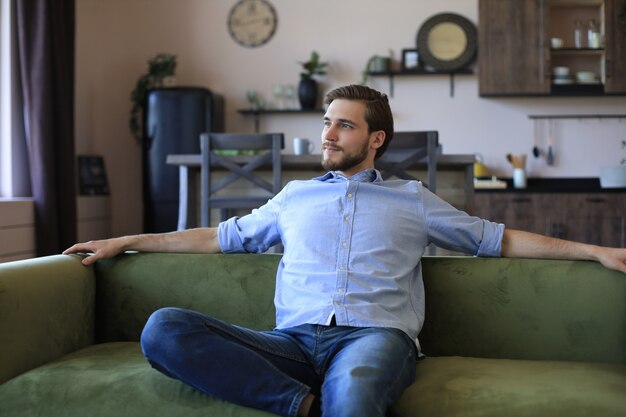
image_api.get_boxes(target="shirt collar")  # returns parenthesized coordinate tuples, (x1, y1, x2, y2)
(314, 169, 382, 183)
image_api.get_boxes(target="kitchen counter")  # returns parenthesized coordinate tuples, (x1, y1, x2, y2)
(476, 177, 626, 193)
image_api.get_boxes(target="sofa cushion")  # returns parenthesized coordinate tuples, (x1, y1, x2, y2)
(2, 342, 624, 417)
(0, 342, 274, 417)
(394, 356, 626, 417)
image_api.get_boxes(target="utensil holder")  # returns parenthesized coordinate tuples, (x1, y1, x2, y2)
(513, 168, 527, 189)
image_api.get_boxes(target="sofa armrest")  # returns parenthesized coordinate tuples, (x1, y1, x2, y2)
(0, 255, 95, 384)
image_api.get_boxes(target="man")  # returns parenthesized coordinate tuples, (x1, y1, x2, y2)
(64, 85, 626, 417)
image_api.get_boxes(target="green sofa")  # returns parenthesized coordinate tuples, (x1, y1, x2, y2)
(0, 253, 625, 417)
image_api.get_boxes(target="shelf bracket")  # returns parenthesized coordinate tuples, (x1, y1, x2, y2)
(449, 73, 455, 97)
(387, 74, 395, 97)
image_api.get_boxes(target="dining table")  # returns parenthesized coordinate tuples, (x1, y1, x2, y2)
(166, 153, 475, 230)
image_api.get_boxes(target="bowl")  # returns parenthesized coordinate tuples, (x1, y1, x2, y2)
(600, 165, 626, 188)
(553, 66, 570, 76)
(576, 71, 596, 81)
(550, 38, 564, 48)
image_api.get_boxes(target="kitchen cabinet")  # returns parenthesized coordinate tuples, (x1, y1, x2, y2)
(479, 0, 626, 96)
(605, 0, 626, 92)
(473, 191, 626, 247)
(479, 0, 549, 95)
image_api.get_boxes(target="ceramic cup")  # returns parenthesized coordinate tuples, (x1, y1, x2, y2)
(550, 37, 564, 49)
(294, 138, 315, 155)
(513, 168, 527, 189)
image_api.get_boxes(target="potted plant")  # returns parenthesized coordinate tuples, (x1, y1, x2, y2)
(360, 50, 393, 85)
(129, 53, 177, 144)
(297, 50, 328, 109)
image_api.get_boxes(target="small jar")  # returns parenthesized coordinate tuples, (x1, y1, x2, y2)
(587, 19, 600, 48)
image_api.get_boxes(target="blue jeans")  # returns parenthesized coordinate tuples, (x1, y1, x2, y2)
(141, 307, 417, 417)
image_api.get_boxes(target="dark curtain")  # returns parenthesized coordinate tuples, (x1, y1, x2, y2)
(16, 0, 76, 256)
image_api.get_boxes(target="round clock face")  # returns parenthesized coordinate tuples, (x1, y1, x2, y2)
(228, 0, 278, 48)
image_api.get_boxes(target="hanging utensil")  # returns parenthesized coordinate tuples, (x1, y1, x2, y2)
(532, 120, 540, 158)
(546, 120, 555, 166)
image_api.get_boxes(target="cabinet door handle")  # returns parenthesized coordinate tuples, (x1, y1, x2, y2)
(605, 59, 612, 78)
(585, 198, 606, 203)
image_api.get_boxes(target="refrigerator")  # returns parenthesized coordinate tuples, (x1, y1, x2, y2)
(143, 87, 224, 233)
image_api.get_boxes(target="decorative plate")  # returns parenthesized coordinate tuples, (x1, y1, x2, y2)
(416, 13, 477, 71)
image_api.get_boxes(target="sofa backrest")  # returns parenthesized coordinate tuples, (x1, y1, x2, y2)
(419, 256, 626, 365)
(94, 253, 279, 342)
(94, 253, 626, 365)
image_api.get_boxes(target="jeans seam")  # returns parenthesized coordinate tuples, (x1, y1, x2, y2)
(202, 320, 309, 364)
(383, 343, 416, 406)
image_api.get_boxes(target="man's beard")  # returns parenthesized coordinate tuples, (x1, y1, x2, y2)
(321, 138, 370, 172)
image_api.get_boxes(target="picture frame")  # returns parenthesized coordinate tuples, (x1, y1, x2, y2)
(78, 155, 110, 195)
(402, 49, 420, 70)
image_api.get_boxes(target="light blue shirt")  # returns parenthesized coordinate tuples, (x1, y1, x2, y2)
(218, 169, 504, 341)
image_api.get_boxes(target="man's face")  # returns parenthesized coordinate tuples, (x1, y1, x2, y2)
(321, 99, 382, 177)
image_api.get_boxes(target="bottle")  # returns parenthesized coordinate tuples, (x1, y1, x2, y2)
(574, 20, 582, 48)
(587, 19, 600, 48)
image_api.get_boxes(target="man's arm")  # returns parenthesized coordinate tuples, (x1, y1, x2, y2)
(501, 229, 626, 274)
(63, 228, 222, 266)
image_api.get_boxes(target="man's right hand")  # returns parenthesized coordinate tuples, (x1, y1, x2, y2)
(63, 228, 222, 266)
(63, 237, 129, 266)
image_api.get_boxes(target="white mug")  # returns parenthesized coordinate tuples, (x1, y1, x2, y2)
(293, 138, 314, 155)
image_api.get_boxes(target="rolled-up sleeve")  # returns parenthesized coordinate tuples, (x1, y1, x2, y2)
(422, 187, 504, 257)
(475, 220, 504, 257)
(217, 188, 285, 253)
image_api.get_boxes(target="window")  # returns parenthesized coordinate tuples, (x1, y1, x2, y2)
(0, 0, 30, 198)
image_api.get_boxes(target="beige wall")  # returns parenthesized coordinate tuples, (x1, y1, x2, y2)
(75, 0, 626, 237)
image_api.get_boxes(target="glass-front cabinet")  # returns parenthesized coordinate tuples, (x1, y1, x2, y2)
(479, 0, 626, 96)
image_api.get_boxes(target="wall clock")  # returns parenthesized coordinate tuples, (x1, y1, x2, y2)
(228, 0, 278, 48)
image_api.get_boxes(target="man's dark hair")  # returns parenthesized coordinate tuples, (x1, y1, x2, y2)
(324, 85, 394, 159)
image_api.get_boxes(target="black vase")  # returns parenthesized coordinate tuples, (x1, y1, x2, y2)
(298, 78, 318, 109)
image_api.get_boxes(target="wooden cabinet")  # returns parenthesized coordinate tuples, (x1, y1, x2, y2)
(479, 0, 626, 96)
(479, 0, 549, 95)
(605, 0, 626, 92)
(473, 192, 626, 247)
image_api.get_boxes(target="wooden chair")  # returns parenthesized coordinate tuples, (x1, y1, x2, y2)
(376, 131, 439, 193)
(199, 132, 283, 227)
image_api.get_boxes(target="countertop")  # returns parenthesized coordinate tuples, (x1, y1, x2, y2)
(475, 177, 626, 193)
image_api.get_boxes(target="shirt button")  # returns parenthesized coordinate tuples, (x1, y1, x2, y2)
(347, 193, 353, 198)
(341, 242, 347, 248)
(344, 215, 350, 221)
(336, 288, 344, 293)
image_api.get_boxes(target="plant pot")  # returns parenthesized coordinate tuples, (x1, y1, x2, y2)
(369, 57, 391, 72)
(298, 78, 318, 109)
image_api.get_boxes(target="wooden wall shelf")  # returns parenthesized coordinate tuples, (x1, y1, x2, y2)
(367, 68, 474, 97)
(237, 108, 325, 132)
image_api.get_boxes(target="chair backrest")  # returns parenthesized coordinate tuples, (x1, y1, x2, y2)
(199, 132, 283, 227)
(376, 131, 438, 192)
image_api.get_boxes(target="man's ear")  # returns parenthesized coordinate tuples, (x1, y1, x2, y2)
(371, 130, 386, 150)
